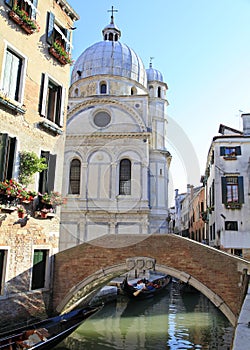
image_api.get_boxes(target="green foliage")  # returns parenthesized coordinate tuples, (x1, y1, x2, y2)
(19, 151, 48, 186)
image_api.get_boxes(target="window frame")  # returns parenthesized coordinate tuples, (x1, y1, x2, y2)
(1, 41, 27, 105)
(68, 158, 81, 194)
(40, 73, 65, 127)
(225, 221, 238, 231)
(4, 0, 39, 19)
(31, 249, 50, 290)
(220, 146, 241, 159)
(221, 176, 244, 206)
(119, 158, 131, 195)
(46, 12, 71, 53)
(0, 249, 8, 296)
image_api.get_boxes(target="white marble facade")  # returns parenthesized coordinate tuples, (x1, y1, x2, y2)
(60, 14, 171, 250)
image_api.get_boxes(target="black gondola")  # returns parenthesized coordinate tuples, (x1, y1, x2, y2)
(121, 274, 171, 300)
(0, 304, 102, 350)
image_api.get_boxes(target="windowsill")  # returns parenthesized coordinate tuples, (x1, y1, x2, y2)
(0, 96, 26, 114)
(223, 156, 237, 160)
(39, 120, 63, 135)
(225, 203, 242, 209)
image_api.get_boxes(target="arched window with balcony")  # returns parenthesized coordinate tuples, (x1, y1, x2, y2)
(68, 159, 81, 194)
(119, 159, 131, 195)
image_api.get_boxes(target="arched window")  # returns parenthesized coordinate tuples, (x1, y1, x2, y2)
(69, 159, 81, 194)
(100, 82, 107, 94)
(119, 159, 131, 195)
(157, 87, 161, 98)
(131, 87, 136, 95)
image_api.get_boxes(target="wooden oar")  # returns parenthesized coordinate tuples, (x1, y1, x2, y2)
(133, 289, 142, 297)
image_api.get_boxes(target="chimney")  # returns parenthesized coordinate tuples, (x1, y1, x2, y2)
(241, 113, 250, 136)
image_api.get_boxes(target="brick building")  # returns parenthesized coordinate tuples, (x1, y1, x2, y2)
(0, 0, 78, 325)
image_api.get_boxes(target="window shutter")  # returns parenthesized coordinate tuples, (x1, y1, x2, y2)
(65, 29, 71, 52)
(238, 176, 244, 203)
(6, 137, 16, 180)
(47, 12, 55, 45)
(221, 177, 227, 204)
(235, 146, 241, 156)
(40, 73, 48, 117)
(47, 154, 57, 192)
(0, 134, 8, 182)
(39, 151, 49, 193)
(31, 0, 38, 19)
(220, 147, 225, 156)
(4, 0, 13, 7)
(59, 86, 65, 127)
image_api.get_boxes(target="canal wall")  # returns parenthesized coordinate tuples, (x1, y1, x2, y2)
(232, 284, 250, 349)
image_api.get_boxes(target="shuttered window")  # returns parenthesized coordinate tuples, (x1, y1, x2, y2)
(31, 250, 47, 290)
(40, 73, 65, 127)
(3, 49, 22, 101)
(119, 159, 131, 195)
(69, 159, 81, 194)
(5, 0, 38, 19)
(220, 146, 241, 157)
(39, 151, 56, 194)
(221, 176, 244, 204)
(46, 11, 71, 52)
(0, 133, 16, 181)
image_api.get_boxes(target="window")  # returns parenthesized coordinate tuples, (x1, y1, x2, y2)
(5, 0, 38, 20)
(39, 151, 56, 194)
(220, 146, 241, 158)
(225, 221, 238, 231)
(0, 133, 16, 181)
(119, 159, 131, 195)
(2, 48, 23, 102)
(47, 12, 71, 54)
(157, 87, 161, 98)
(231, 249, 242, 257)
(69, 159, 81, 194)
(221, 176, 244, 205)
(40, 73, 65, 127)
(31, 249, 48, 290)
(93, 111, 111, 128)
(100, 82, 107, 94)
(0, 250, 7, 295)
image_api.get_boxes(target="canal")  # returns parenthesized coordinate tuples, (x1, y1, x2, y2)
(55, 282, 234, 349)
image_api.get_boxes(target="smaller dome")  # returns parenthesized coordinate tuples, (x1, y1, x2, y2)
(146, 63, 164, 82)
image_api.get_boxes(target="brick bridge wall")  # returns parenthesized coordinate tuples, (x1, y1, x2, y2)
(53, 234, 250, 326)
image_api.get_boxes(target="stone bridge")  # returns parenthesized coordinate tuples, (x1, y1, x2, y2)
(53, 234, 250, 326)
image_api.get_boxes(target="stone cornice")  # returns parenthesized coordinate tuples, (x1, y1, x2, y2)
(67, 98, 147, 132)
(66, 132, 151, 140)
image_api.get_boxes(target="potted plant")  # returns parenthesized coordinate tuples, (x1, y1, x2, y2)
(49, 40, 73, 65)
(19, 151, 47, 186)
(40, 207, 51, 218)
(9, 5, 40, 34)
(17, 205, 26, 218)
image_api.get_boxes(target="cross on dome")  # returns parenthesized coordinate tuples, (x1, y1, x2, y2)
(107, 6, 118, 24)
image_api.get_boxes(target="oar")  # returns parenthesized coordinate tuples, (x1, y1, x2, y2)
(133, 289, 142, 297)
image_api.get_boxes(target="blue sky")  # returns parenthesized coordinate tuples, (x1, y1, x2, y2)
(67, 0, 250, 202)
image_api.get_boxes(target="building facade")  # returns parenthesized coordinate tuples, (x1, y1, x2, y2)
(0, 0, 78, 323)
(205, 116, 250, 258)
(60, 14, 171, 250)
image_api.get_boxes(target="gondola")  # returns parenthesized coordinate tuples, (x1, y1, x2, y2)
(121, 274, 172, 300)
(0, 304, 102, 350)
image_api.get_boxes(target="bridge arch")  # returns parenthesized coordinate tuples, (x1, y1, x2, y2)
(53, 234, 250, 326)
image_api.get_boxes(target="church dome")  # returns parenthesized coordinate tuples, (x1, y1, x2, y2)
(71, 13, 147, 87)
(146, 63, 164, 82)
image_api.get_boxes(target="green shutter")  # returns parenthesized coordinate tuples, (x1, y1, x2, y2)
(220, 147, 225, 156)
(47, 154, 56, 192)
(235, 146, 241, 156)
(0, 134, 8, 182)
(238, 176, 244, 203)
(221, 177, 227, 204)
(4, 0, 13, 7)
(46, 12, 55, 45)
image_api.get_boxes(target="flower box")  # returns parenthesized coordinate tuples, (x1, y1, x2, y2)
(9, 10, 23, 25)
(8, 9, 37, 35)
(49, 47, 68, 65)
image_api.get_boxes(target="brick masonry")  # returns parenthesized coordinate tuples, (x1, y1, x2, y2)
(53, 234, 250, 325)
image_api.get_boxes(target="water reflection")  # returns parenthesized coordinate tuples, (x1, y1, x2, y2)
(55, 283, 233, 349)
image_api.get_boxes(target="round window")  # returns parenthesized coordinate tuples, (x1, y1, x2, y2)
(93, 111, 111, 128)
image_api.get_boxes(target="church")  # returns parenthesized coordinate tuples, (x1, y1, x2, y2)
(59, 10, 172, 250)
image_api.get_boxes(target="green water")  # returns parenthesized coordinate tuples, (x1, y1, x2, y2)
(55, 283, 233, 349)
